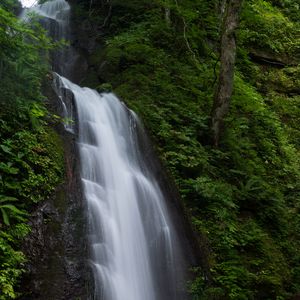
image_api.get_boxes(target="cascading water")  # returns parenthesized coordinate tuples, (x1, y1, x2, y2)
(21, 0, 79, 79)
(53, 75, 187, 299)
(23, 0, 189, 299)
(21, 0, 70, 21)
(22, 0, 78, 131)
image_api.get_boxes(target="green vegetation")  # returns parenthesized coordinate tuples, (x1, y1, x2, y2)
(0, 1, 64, 298)
(1, 0, 299, 298)
(75, 0, 300, 298)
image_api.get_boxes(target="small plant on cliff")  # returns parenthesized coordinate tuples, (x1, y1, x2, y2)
(0, 196, 27, 226)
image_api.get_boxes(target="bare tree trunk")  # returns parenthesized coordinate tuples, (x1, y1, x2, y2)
(165, 7, 171, 25)
(211, 0, 243, 147)
(220, 0, 227, 15)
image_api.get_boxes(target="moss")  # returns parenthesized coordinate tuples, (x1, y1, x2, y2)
(40, 127, 65, 175)
(96, 83, 113, 93)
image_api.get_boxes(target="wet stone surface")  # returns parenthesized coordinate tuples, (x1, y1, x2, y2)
(20, 84, 89, 300)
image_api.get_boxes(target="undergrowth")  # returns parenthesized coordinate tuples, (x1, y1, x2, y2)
(73, 0, 300, 298)
(0, 1, 64, 298)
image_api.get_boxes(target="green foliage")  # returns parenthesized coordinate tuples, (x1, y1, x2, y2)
(79, 0, 300, 298)
(0, 196, 27, 226)
(0, 3, 64, 298)
(0, 7, 55, 115)
(96, 83, 113, 93)
(0, 0, 20, 14)
(0, 224, 30, 299)
(239, 0, 300, 58)
(0, 126, 64, 298)
(1, 128, 64, 202)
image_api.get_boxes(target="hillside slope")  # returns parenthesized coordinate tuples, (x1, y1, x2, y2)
(70, 0, 300, 299)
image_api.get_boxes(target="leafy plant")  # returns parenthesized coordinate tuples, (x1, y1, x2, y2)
(0, 2, 64, 298)
(0, 196, 27, 226)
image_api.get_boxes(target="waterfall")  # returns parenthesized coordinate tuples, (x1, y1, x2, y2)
(24, 1, 189, 299)
(21, 0, 79, 79)
(54, 75, 186, 299)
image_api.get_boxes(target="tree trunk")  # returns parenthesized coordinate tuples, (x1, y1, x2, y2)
(165, 7, 171, 25)
(211, 0, 243, 147)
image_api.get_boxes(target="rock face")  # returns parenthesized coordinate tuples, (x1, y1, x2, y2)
(19, 2, 99, 297)
(133, 120, 206, 281)
(20, 82, 89, 300)
(249, 49, 295, 67)
(67, 0, 109, 87)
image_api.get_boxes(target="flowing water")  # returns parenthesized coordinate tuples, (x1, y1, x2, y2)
(24, 1, 189, 299)
(54, 75, 186, 299)
(21, 0, 79, 79)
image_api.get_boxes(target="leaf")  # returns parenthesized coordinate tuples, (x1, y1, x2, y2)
(17, 153, 25, 159)
(4, 181, 21, 190)
(0, 144, 11, 154)
(0, 208, 10, 226)
(0, 162, 19, 174)
(229, 169, 247, 176)
(0, 195, 18, 203)
(0, 204, 27, 216)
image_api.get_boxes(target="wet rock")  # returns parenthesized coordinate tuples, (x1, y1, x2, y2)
(20, 82, 88, 300)
(249, 49, 295, 67)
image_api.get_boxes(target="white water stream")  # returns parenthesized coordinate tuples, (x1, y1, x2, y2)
(54, 76, 183, 299)
(23, 1, 188, 299)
